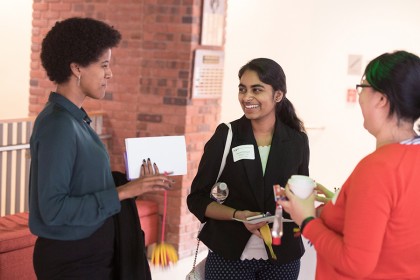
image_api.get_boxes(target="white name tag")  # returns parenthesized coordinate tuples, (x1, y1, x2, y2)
(232, 145, 255, 162)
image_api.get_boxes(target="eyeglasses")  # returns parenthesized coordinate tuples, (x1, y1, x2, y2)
(356, 84, 372, 95)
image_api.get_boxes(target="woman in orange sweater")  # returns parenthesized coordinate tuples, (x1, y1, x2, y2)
(280, 50, 420, 279)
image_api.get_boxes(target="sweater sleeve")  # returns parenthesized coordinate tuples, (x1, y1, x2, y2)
(187, 123, 229, 223)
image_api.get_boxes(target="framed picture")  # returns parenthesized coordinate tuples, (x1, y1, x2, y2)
(201, 0, 225, 46)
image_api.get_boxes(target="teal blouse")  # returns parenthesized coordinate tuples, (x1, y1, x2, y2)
(29, 92, 121, 240)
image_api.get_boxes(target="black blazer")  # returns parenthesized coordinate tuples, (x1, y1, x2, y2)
(187, 116, 309, 264)
(112, 171, 151, 280)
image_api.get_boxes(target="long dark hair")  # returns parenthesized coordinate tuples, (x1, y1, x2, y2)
(238, 58, 305, 132)
(364, 50, 420, 131)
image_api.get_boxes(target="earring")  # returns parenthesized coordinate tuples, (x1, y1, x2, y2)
(77, 75, 81, 87)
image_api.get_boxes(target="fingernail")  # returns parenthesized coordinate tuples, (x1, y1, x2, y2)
(147, 158, 150, 161)
(142, 159, 146, 163)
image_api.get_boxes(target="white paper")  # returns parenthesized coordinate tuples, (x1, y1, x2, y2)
(125, 135, 187, 180)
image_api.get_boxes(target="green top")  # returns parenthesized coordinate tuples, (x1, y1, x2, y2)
(29, 92, 120, 240)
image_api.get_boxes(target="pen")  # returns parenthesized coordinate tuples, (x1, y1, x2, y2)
(271, 205, 283, 245)
(246, 212, 270, 221)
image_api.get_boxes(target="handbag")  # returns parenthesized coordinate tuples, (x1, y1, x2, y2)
(186, 123, 232, 280)
(185, 237, 206, 280)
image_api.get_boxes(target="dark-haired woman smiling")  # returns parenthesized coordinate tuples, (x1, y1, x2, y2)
(188, 58, 309, 280)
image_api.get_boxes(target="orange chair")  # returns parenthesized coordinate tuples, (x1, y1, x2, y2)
(0, 212, 36, 280)
(135, 199, 158, 246)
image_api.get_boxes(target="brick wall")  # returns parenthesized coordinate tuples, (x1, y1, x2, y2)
(29, 0, 226, 258)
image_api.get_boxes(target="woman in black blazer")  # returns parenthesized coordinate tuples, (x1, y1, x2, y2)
(187, 58, 309, 280)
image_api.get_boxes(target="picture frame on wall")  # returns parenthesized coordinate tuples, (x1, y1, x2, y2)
(201, 0, 225, 46)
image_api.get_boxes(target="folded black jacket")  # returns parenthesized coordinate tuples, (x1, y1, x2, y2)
(112, 171, 152, 280)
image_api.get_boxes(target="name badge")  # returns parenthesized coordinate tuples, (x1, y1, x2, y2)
(232, 145, 255, 162)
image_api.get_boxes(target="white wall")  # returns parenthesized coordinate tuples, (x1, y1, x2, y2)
(222, 1, 420, 279)
(223, 0, 420, 187)
(0, 0, 32, 119)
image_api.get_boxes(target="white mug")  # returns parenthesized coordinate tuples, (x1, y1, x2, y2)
(287, 175, 316, 199)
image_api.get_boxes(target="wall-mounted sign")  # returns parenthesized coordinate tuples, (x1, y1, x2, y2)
(201, 0, 225, 46)
(192, 49, 224, 98)
(347, 54, 363, 76)
(347, 88, 357, 103)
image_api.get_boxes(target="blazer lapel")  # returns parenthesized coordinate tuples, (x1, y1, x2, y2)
(236, 118, 265, 209)
(264, 121, 292, 190)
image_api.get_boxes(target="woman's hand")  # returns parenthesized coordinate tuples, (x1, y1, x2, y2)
(140, 158, 160, 177)
(278, 184, 316, 226)
(244, 221, 268, 238)
(314, 182, 334, 204)
(235, 210, 269, 238)
(117, 159, 174, 200)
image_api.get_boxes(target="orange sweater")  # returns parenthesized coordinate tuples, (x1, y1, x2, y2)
(305, 143, 420, 279)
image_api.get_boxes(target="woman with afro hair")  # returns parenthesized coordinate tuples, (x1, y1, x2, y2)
(29, 17, 172, 280)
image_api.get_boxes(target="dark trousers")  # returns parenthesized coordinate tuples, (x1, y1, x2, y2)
(33, 217, 115, 280)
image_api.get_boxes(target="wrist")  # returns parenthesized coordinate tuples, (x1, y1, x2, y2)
(300, 216, 315, 234)
(232, 209, 239, 220)
(116, 185, 130, 201)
